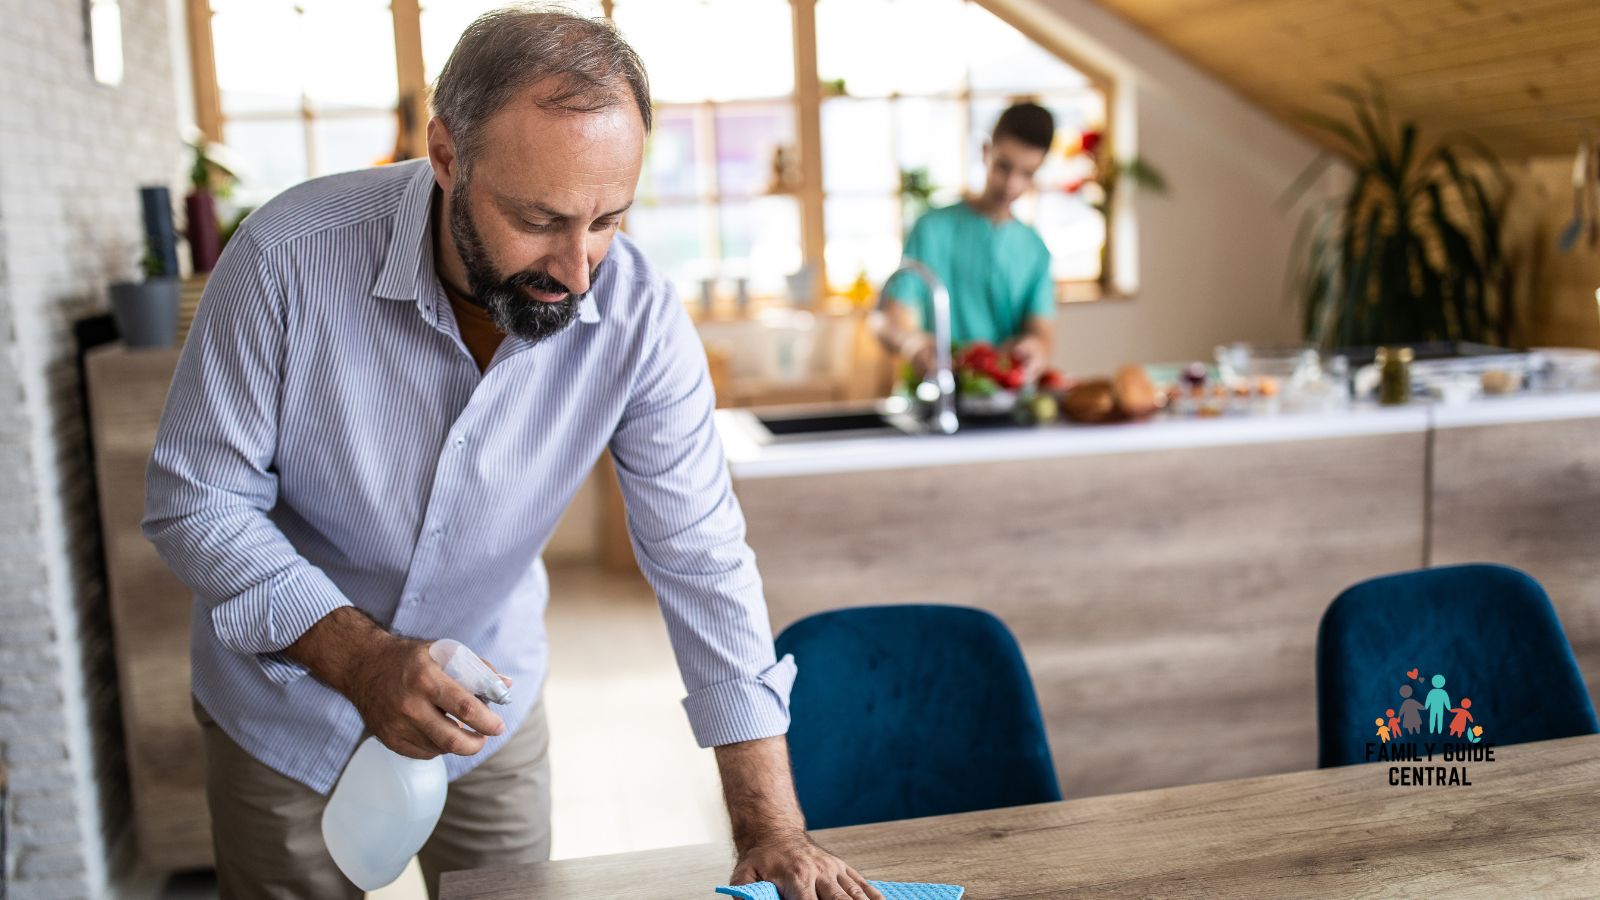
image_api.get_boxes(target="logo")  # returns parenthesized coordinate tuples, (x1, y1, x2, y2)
(1365, 666, 1495, 786)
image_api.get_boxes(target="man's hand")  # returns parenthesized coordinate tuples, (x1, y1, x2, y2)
(1004, 334, 1049, 382)
(730, 830, 883, 900)
(899, 332, 936, 380)
(284, 607, 506, 759)
(874, 300, 935, 380)
(715, 736, 885, 900)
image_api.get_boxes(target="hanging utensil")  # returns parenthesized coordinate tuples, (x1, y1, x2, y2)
(1588, 140, 1600, 249)
(1558, 141, 1585, 252)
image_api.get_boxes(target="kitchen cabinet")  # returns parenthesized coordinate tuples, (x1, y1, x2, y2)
(85, 345, 211, 871)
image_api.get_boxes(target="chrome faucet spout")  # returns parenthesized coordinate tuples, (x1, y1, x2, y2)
(879, 259, 958, 434)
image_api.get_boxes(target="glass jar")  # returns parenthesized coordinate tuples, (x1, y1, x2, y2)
(1376, 346, 1414, 405)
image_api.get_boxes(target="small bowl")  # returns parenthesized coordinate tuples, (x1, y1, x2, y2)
(1431, 375, 1480, 406)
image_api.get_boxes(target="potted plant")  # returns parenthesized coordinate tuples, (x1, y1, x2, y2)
(185, 133, 240, 273)
(110, 237, 180, 348)
(1061, 128, 1168, 292)
(1284, 82, 1516, 348)
(898, 166, 936, 236)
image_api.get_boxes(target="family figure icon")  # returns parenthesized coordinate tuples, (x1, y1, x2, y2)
(1376, 670, 1485, 743)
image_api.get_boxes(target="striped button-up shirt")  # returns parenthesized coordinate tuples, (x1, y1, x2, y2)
(143, 158, 796, 793)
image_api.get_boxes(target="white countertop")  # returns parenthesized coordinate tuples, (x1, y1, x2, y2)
(718, 390, 1600, 480)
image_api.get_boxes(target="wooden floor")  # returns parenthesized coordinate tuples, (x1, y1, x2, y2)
(538, 564, 731, 859)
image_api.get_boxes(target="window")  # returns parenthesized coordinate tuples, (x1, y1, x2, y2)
(610, 0, 803, 300)
(192, 0, 1112, 299)
(207, 0, 402, 206)
(815, 0, 1108, 289)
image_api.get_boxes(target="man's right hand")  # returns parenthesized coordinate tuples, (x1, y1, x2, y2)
(902, 333, 937, 380)
(284, 607, 506, 759)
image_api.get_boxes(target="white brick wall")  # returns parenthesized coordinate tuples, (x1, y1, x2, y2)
(0, 0, 183, 896)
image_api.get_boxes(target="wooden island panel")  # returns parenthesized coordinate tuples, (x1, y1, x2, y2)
(736, 431, 1429, 798)
(1430, 415, 1600, 704)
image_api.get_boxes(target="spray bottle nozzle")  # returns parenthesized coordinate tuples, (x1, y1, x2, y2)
(428, 638, 512, 706)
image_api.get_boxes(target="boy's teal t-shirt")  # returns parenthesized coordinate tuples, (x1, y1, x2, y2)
(883, 201, 1055, 347)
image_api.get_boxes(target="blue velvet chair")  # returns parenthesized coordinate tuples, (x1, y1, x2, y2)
(1316, 564, 1598, 767)
(773, 604, 1061, 830)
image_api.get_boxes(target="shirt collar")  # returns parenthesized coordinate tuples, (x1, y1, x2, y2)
(372, 159, 442, 305)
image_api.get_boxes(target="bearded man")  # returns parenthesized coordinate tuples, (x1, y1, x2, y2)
(144, 9, 882, 900)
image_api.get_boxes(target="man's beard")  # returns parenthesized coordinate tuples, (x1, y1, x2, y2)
(448, 181, 586, 345)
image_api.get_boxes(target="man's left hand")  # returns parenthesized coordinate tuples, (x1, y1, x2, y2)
(1006, 334, 1049, 382)
(730, 830, 885, 900)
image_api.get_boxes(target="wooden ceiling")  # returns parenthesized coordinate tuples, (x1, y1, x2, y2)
(1085, 0, 1600, 159)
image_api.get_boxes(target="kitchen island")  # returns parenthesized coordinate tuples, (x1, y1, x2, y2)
(716, 392, 1600, 798)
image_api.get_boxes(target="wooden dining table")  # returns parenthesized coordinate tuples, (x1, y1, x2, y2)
(440, 733, 1600, 898)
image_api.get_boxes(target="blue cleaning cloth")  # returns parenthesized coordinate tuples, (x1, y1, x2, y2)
(716, 881, 964, 900)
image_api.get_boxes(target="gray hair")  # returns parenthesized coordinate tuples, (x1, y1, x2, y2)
(430, 5, 651, 175)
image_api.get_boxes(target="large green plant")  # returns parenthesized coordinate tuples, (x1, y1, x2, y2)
(1286, 84, 1515, 348)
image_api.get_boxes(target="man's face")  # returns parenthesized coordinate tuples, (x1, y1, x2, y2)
(981, 136, 1048, 210)
(442, 93, 645, 343)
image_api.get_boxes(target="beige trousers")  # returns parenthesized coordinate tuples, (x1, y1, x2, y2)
(195, 695, 552, 900)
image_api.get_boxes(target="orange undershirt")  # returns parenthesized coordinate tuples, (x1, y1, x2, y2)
(447, 290, 506, 373)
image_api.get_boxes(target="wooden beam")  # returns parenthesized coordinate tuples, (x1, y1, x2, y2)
(185, 0, 222, 142)
(392, 0, 428, 160)
(791, 0, 828, 297)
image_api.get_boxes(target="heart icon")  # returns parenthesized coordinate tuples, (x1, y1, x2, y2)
(1407, 668, 1419, 680)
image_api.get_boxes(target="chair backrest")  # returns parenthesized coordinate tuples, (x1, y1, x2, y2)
(1316, 563, 1598, 767)
(774, 604, 1061, 830)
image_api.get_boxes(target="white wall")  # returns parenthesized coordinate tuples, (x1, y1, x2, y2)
(998, 0, 1326, 375)
(0, 0, 184, 896)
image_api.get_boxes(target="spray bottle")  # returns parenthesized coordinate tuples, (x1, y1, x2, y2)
(321, 638, 511, 890)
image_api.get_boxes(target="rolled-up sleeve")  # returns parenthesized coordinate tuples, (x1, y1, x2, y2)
(142, 227, 352, 685)
(608, 282, 796, 747)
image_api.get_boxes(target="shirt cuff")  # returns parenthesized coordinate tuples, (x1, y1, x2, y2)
(208, 565, 352, 684)
(682, 653, 798, 748)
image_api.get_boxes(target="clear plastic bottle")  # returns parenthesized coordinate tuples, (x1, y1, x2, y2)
(321, 639, 510, 890)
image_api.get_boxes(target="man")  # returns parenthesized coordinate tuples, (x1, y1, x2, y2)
(143, 10, 882, 900)
(877, 102, 1058, 382)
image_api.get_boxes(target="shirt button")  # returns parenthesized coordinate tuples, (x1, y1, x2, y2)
(454, 435, 466, 447)
(404, 594, 420, 605)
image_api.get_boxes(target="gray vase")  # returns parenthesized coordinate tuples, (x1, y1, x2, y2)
(110, 278, 180, 348)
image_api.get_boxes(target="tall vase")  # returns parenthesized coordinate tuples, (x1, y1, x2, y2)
(140, 186, 179, 278)
(186, 190, 221, 273)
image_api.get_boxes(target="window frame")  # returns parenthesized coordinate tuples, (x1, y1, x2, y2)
(186, 0, 1123, 302)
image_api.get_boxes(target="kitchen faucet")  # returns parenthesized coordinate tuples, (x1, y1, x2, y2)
(879, 259, 958, 434)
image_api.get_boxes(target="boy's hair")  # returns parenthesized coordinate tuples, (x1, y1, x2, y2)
(992, 102, 1055, 152)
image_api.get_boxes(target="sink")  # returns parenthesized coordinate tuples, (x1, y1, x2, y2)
(745, 402, 1036, 443)
(752, 407, 911, 442)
